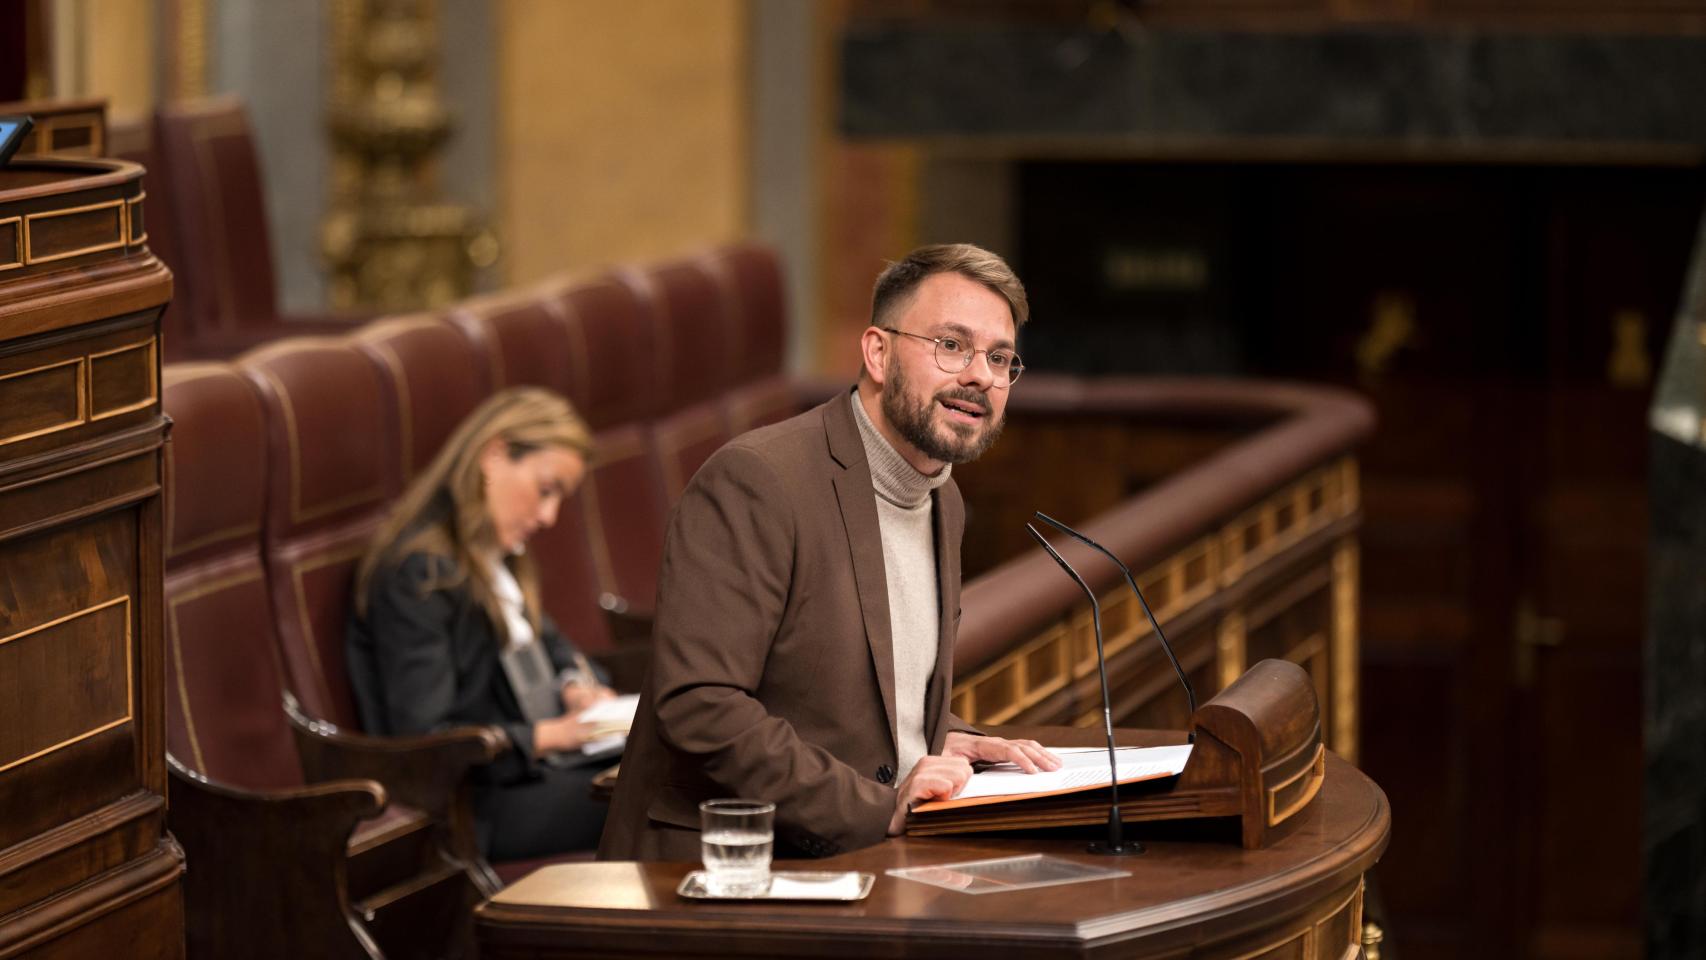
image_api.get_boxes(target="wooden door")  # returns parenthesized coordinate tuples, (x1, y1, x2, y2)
(1253, 163, 1702, 959)
(1500, 171, 1699, 960)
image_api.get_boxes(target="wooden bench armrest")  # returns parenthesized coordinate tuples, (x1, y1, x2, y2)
(167, 755, 385, 959)
(284, 693, 504, 851)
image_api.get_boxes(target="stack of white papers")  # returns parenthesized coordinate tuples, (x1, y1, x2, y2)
(950, 744, 1193, 802)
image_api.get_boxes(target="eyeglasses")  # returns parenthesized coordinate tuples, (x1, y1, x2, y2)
(881, 328, 1025, 387)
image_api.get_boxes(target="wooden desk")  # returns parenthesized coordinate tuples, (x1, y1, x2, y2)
(0, 158, 180, 955)
(478, 738, 1388, 959)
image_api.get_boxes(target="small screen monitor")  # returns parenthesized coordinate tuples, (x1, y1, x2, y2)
(0, 116, 35, 168)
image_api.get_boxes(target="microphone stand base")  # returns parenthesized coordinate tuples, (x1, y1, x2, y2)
(1087, 840, 1144, 856)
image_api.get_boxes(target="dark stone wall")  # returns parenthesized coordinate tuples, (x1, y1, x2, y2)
(843, 26, 1706, 146)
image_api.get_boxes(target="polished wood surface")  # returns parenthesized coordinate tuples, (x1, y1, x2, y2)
(478, 728, 1388, 959)
(913, 662, 1326, 851)
(0, 158, 181, 956)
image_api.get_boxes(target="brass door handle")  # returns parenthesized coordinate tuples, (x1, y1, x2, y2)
(1513, 599, 1565, 688)
(1355, 293, 1416, 379)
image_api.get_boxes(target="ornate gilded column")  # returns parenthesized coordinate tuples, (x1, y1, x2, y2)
(322, 0, 493, 310)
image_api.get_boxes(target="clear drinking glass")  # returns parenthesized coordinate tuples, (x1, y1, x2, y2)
(699, 798, 775, 896)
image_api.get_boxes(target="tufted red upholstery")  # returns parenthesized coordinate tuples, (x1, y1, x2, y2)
(109, 118, 189, 355)
(615, 258, 736, 412)
(164, 242, 806, 724)
(155, 97, 279, 342)
(545, 273, 660, 430)
(448, 290, 575, 402)
(703, 243, 787, 383)
(162, 364, 304, 791)
(469, 274, 674, 616)
(353, 313, 492, 483)
(703, 244, 798, 433)
(241, 338, 401, 729)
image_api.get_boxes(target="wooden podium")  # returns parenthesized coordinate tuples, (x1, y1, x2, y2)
(908, 659, 1327, 849)
(477, 724, 1389, 959)
(0, 158, 182, 956)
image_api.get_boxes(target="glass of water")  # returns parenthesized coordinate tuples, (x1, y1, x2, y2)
(699, 798, 775, 896)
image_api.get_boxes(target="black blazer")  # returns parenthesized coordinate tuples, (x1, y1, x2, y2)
(346, 551, 588, 784)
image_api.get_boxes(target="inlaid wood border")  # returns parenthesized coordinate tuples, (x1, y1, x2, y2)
(22, 197, 129, 266)
(88, 339, 160, 421)
(953, 456, 1361, 753)
(0, 596, 134, 774)
(0, 356, 88, 447)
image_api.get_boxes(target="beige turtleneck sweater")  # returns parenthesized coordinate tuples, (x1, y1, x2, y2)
(850, 390, 952, 784)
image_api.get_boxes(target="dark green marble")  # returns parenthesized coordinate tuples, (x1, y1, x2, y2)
(842, 26, 1706, 146)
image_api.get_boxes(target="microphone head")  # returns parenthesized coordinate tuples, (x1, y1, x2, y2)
(1033, 509, 1097, 549)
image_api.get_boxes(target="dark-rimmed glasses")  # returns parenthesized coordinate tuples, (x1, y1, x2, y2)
(881, 328, 1024, 387)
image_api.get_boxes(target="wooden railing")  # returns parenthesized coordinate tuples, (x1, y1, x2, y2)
(949, 375, 1374, 762)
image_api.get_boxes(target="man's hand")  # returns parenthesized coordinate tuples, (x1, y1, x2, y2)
(942, 731, 1063, 774)
(887, 755, 973, 835)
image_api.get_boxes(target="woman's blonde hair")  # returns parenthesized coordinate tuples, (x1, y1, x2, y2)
(355, 387, 593, 642)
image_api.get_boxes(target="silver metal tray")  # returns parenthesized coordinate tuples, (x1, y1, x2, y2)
(676, 870, 875, 901)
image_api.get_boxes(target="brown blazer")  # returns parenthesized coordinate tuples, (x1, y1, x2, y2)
(598, 392, 974, 861)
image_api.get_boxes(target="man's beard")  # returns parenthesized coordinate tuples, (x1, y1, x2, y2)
(881, 357, 1004, 465)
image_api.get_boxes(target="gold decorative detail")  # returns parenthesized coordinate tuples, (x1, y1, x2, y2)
(1267, 743, 1326, 825)
(23, 198, 127, 265)
(549, 288, 596, 407)
(954, 457, 1364, 728)
(1608, 309, 1652, 388)
(21, 115, 105, 159)
(290, 544, 370, 714)
(1355, 292, 1416, 379)
(0, 356, 88, 447)
(127, 192, 148, 245)
(252, 364, 384, 524)
(1362, 920, 1385, 960)
(577, 470, 620, 597)
(166, 570, 265, 772)
(0, 215, 22, 271)
(1513, 596, 1565, 689)
(1221, 931, 1309, 960)
(0, 596, 134, 774)
(1331, 540, 1360, 762)
(323, 0, 487, 309)
(1216, 611, 1247, 691)
(87, 340, 159, 421)
(167, 520, 262, 560)
(175, 0, 210, 98)
(355, 328, 420, 480)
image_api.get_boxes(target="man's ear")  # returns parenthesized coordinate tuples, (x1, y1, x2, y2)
(860, 326, 890, 385)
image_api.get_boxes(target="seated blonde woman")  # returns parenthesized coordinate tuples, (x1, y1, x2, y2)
(347, 387, 616, 859)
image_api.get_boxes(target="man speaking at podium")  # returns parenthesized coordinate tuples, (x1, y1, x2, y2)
(600, 244, 1060, 861)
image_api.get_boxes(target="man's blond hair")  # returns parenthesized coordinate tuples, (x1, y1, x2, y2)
(870, 243, 1029, 331)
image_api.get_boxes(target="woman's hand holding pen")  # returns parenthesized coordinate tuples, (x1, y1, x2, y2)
(533, 713, 596, 754)
(560, 678, 616, 715)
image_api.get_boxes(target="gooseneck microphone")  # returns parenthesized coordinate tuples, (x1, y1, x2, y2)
(1033, 511, 1196, 740)
(1026, 523, 1140, 856)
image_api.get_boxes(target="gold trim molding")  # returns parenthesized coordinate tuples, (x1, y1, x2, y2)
(953, 456, 1363, 755)
(23, 198, 128, 266)
(0, 596, 135, 774)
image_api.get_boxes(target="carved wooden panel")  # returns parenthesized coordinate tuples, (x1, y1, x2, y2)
(953, 454, 1361, 762)
(0, 99, 107, 160)
(0, 597, 133, 775)
(0, 357, 84, 446)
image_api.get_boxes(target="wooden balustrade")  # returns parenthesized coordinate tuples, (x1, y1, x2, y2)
(949, 376, 1374, 762)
